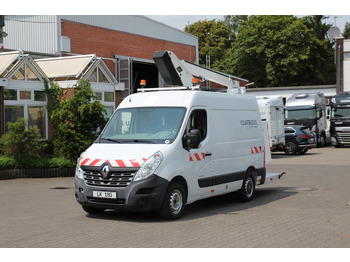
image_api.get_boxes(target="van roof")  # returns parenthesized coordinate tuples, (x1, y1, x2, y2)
(120, 90, 258, 111)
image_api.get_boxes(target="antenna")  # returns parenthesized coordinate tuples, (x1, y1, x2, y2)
(327, 26, 341, 41)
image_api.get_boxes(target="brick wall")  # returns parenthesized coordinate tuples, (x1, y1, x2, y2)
(61, 20, 197, 107)
(61, 20, 197, 67)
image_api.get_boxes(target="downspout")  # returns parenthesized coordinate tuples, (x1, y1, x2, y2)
(336, 37, 344, 94)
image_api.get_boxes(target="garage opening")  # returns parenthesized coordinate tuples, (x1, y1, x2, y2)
(132, 62, 159, 93)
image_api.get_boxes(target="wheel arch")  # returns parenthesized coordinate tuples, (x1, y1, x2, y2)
(170, 175, 188, 204)
(246, 166, 258, 185)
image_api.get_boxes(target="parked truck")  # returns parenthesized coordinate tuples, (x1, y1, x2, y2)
(330, 92, 350, 147)
(284, 92, 328, 146)
(256, 96, 285, 150)
(74, 51, 285, 219)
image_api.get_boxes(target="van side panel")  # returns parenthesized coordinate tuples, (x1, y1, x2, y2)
(185, 94, 265, 203)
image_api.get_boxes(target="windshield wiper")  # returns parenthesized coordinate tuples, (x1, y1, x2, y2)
(99, 138, 122, 143)
(121, 139, 156, 144)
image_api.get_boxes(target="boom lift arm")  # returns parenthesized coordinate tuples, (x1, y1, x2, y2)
(153, 51, 245, 93)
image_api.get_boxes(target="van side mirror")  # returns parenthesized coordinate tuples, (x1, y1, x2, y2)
(183, 129, 202, 150)
(94, 126, 102, 138)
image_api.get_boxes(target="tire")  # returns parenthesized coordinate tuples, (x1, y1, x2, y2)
(158, 182, 185, 220)
(285, 141, 298, 155)
(298, 148, 308, 155)
(238, 171, 256, 202)
(317, 134, 326, 147)
(82, 206, 105, 214)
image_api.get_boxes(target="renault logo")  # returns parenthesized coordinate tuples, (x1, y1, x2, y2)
(101, 165, 110, 179)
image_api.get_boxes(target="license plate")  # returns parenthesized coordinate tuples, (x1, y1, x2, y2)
(93, 191, 117, 199)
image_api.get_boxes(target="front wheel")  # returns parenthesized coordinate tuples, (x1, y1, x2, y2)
(158, 182, 185, 220)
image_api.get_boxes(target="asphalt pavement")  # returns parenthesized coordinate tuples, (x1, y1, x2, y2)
(0, 147, 350, 248)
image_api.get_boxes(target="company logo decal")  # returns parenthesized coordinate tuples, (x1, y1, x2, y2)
(240, 120, 257, 127)
(101, 165, 110, 178)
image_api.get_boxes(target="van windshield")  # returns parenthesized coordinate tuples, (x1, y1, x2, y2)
(99, 107, 186, 144)
(285, 108, 316, 120)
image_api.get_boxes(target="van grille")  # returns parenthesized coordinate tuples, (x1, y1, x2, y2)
(83, 170, 136, 188)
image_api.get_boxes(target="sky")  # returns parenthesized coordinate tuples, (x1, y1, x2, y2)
(146, 15, 350, 33)
(3, 0, 350, 34)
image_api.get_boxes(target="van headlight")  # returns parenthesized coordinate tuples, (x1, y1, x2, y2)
(75, 158, 84, 180)
(134, 151, 163, 182)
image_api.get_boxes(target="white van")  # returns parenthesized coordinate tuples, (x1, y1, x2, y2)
(75, 89, 284, 219)
(256, 96, 285, 150)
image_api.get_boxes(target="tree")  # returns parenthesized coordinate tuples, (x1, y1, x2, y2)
(227, 15, 335, 87)
(184, 19, 235, 72)
(45, 80, 107, 160)
(302, 15, 335, 85)
(223, 15, 249, 34)
(343, 22, 350, 39)
(0, 118, 40, 156)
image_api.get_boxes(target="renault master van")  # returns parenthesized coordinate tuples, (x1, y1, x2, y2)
(75, 89, 284, 219)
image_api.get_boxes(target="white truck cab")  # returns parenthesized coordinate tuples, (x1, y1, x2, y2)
(75, 89, 284, 219)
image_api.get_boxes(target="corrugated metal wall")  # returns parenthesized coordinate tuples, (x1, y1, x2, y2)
(3, 15, 59, 55)
(3, 15, 198, 59)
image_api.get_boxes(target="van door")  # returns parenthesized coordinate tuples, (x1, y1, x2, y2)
(182, 108, 214, 201)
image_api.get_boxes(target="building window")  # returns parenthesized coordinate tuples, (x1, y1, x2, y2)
(104, 92, 114, 102)
(345, 52, 350, 61)
(4, 106, 24, 132)
(34, 91, 46, 102)
(4, 89, 17, 100)
(20, 91, 31, 100)
(28, 106, 46, 138)
(3, 88, 47, 139)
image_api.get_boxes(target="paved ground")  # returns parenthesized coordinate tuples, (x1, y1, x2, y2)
(1, 147, 350, 248)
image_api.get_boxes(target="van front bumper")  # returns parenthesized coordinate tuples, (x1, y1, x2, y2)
(75, 174, 169, 212)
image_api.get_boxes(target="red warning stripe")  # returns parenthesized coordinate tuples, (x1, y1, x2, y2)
(189, 153, 206, 162)
(115, 160, 126, 167)
(89, 159, 101, 166)
(251, 146, 263, 154)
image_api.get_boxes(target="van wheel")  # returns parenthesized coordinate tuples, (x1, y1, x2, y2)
(285, 141, 298, 155)
(158, 182, 185, 220)
(238, 172, 256, 202)
(82, 206, 105, 214)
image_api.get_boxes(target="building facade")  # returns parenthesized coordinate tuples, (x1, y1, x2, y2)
(2, 15, 199, 101)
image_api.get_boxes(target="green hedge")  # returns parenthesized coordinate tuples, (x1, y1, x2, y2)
(0, 155, 75, 169)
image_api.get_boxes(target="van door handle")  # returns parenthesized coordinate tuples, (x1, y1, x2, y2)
(205, 152, 212, 156)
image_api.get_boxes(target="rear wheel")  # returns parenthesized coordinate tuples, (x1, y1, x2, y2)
(298, 148, 308, 155)
(158, 182, 185, 220)
(285, 141, 298, 155)
(238, 171, 256, 202)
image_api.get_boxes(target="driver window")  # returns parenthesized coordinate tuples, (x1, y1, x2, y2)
(185, 109, 207, 140)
